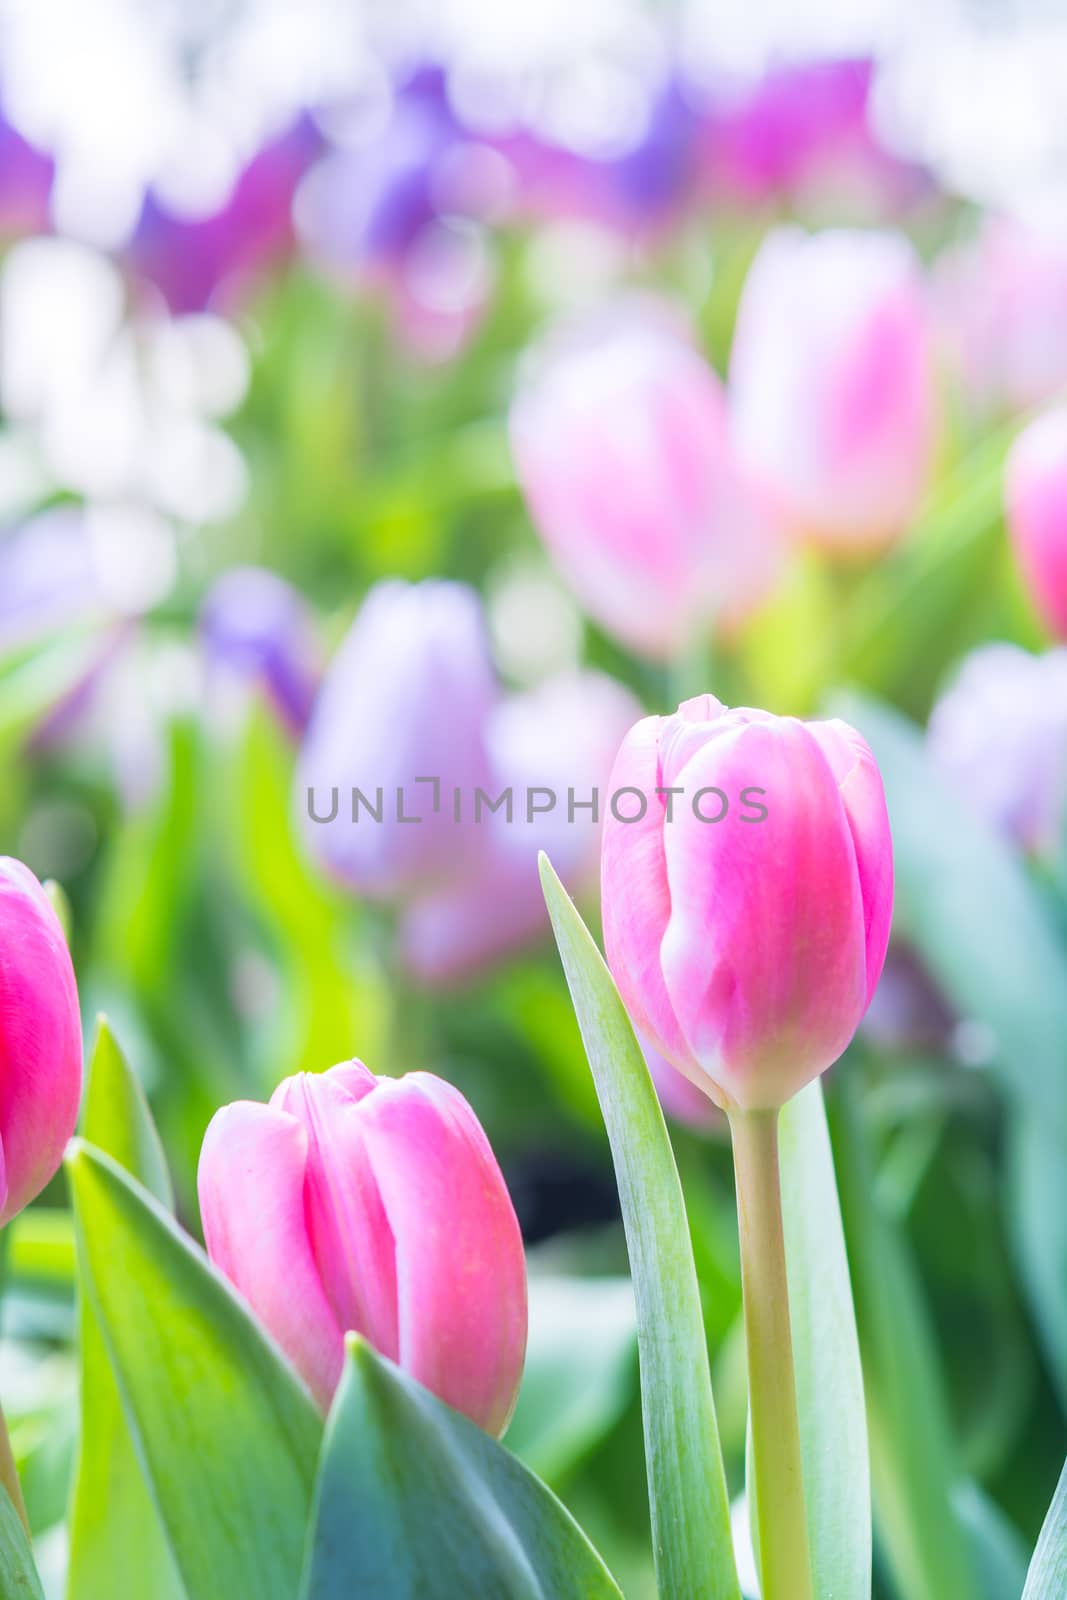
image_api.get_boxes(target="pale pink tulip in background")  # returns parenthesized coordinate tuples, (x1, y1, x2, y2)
(1005, 407, 1067, 639)
(510, 298, 781, 660)
(601, 696, 893, 1112)
(198, 1060, 527, 1433)
(730, 226, 935, 552)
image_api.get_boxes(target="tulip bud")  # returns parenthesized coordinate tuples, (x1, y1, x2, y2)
(730, 226, 935, 551)
(510, 298, 780, 660)
(297, 579, 497, 899)
(198, 1061, 527, 1432)
(1005, 408, 1067, 639)
(926, 641, 1067, 853)
(200, 566, 321, 737)
(0, 858, 83, 1224)
(601, 696, 893, 1111)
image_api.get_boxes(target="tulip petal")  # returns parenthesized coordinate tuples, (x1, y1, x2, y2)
(198, 1101, 343, 1408)
(270, 1070, 400, 1362)
(807, 719, 894, 1002)
(601, 715, 696, 1074)
(356, 1073, 527, 1436)
(660, 718, 868, 1109)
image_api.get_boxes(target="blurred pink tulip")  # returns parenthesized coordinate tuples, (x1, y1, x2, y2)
(510, 298, 781, 660)
(1005, 408, 1067, 639)
(730, 226, 935, 552)
(0, 859, 83, 1224)
(199, 1061, 527, 1432)
(601, 696, 893, 1111)
(934, 217, 1067, 415)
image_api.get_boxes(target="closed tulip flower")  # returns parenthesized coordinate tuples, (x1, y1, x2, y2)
(730, 226, 935, 552)
(601, 695, 893, 1112)
(0, 858, 83, 1225)
(297, 580, 497, 899)
(510, 299, 780, 660)
(198, 1061, 527, 1433)
(1005, 408, 1067, 639)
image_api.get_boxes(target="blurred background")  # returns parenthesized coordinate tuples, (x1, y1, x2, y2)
(4, 1, 1067, 1596)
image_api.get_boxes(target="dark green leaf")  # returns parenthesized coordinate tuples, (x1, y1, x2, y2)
(301, 1336, 623, 1600)
(1023, 1459, 1067, 1599)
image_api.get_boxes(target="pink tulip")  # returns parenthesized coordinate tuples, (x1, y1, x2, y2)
(0, 858, 83, 1225)
(1005, 408, 1067, 639)
(601, 696, 893, 1111)
(730, 226, 935, 552)
(510, 298, 781, 660)
(641, 1034, 723, 1135)
(198, 1061, 527, 1433)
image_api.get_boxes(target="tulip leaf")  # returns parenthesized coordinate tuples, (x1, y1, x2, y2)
(301, 1335, 624, 1599)
(67, 1019, 185, 1600)
(539, 854, 741, 1600)
(1022, 1459, 1067, 1599)
(778, 1079, 871, 1599)
(65, 1138, 322, 1600)
(826, 1074, 980, 1600)
(0, 1483, 44, 1598)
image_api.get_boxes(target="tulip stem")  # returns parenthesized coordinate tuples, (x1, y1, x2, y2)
(0, 1400, 29, 1536)
(730, 1107, 813, 1600)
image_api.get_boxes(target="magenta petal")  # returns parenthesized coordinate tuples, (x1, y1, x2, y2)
(660, 719, 868, 1109)
(356, 1073, 527, 1436)
(270, 1069, 400, 1361)
(198, 1101, 344, 1407)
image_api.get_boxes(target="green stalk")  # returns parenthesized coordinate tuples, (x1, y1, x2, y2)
(730, 1107, 813, 1600)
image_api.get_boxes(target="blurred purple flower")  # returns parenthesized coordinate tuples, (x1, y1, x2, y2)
(127, 114, 323, 314)
(0, 109, 53, 236)
(699, 57, 929, 215)
(926, 641, 1067, 854)
(297, 579, 497, 900)
(199, 566, 322, 737)
(0, 509, 102, 652)
(494, 76, 698, 238)
(399, 669, 640, 984)
(860, 944, 956, 1056)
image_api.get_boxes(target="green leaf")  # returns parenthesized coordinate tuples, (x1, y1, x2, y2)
(301, 1336, 623, 1600)
(0, 1484, 44, 1598)
(539, 854, 740, 1600)
(506, 1276, 636, 1484)
(65, 1138, 322, 1600)
(954, 1481, 1029, 1600)
(1023, 1460, 1067, 1600)
(779, 1080, 871, 1600)
(67, 1018, 184, 1600)
(826, 1075, 980, 1600)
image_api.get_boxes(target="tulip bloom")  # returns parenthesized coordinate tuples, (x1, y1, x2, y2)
(198, 1061, 527, 1432)
(0, 859, 82, 1225)
(297, 580, 497, 899)
(1005, 408, 1067, 639)
(601, 695, 893, 1111)
(510, 299, 780, 660)
(730, 226, 935, 552)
